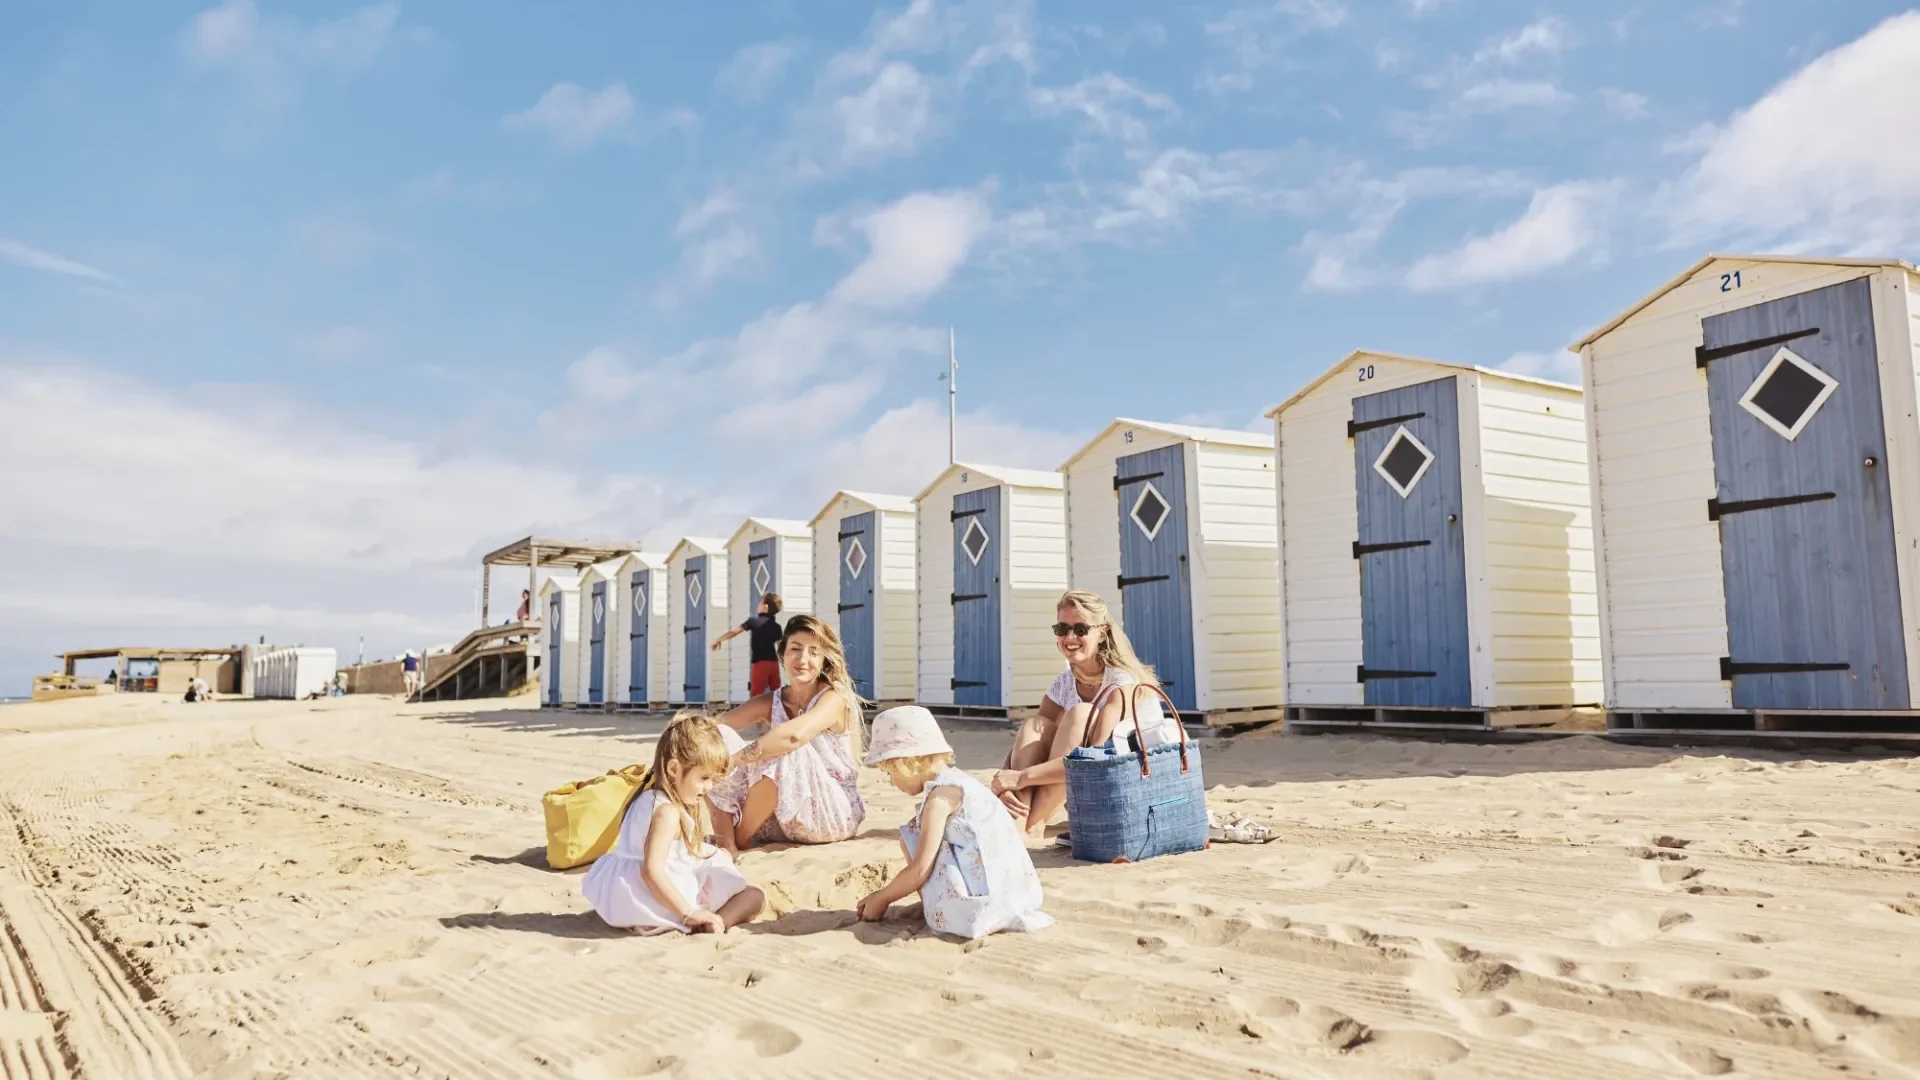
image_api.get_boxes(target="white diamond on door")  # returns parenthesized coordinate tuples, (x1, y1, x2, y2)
(592, 595, 604, 621)
(633, 585, 646, 617)
(1739, 346, 1838, 441)
(752, 560, 771, 595)
(1373, 426, 1435, 499)
(962, 518, 990, 565)
(845, 537, 868, 578)
(687, 574, 702, 608)
(1129, 482, 1171, 540)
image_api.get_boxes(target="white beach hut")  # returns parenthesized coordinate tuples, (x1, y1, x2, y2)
(609, 552, 669, 708)
(809, 490, 917, 703)
(666, 538, 728, 706)
(538, 574, 582, 708)
(725, 518, 812, 702)
(574, 558, 629, 709)
(1267, 350, 1601, 726)
(1060, 419, 1282, 721)
(914, 463, 1068, 714)
(1574, 254, 1920, 730)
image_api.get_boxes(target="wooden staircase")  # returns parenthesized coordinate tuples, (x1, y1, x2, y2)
(417, 621, 539, 702)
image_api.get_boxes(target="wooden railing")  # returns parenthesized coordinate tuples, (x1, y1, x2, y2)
(415, 620, 539, 700)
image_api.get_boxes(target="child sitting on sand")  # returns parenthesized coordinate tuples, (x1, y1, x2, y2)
(582, 714, 766, 934)
(857, 707, 1052, 939)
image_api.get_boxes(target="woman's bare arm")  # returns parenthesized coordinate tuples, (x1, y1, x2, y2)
(733, 688, 849, 765)
(713, 695, 774, 732)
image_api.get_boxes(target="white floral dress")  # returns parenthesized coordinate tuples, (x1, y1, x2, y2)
(581, 790, 749, 933)
(709, 688, 866, 845)
(901, 767, 1053, 939)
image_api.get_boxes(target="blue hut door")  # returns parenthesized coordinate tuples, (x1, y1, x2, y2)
(683, 556, 707, 702)
(1702, 277, 1908, 709)
(629, 571, 650, 705)
(1351, 376, 1473, 707)
(839, 511, 877, 699)
(951, 485, 1002, 706)
(1115, 443, 1197, 711)
(546, 591, 562, 705)
(587, 582, 606, 704)
(748, 538, 777, 615)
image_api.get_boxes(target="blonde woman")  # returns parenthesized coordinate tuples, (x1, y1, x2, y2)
(990, 589, 1183, 837)
(707, 614, 867, 852)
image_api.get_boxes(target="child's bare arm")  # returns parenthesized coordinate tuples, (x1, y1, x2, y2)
(638, 801, 701, 923)
(859, 787, 961, 919)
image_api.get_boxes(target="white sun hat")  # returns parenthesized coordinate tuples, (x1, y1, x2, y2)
(863, 705, 954, 765)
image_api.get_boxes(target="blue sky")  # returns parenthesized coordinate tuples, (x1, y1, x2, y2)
(2, 0, 1917, 692)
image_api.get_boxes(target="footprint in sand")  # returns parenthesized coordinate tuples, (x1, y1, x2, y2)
(1593, 908, 1694, 947)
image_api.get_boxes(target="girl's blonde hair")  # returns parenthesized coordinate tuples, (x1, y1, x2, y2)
(1057, 589, 1158, 687)
(643, 713, 732, 850)
(874, 752, 955, 783)
(779, 613, 868, 760)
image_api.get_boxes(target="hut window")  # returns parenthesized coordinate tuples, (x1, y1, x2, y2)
(1130, 482, 1172, 540)
(845, 536, 868, 579)
(1739, 346, 1837, 441)
(1373, 426, 1436, 499)
(962, 517, 991, 565)
(752, 559, 772, 595)
(688, 573, 703, 608)
(633, 583, 647, 617)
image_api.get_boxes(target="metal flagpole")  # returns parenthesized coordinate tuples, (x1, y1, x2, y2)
(947, 327, 958, 464)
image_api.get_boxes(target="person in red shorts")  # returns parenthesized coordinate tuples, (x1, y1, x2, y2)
(712, 592, 784, 696)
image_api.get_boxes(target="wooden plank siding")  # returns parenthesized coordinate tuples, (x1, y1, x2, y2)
(878, 508, 919, 700)
(915, 480, 958, 705)
(1005, 484, 1070, 709)
(1190, 442, 1282, 710)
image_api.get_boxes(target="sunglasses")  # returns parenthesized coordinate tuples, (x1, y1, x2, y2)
(1051, 622, 1098, 639)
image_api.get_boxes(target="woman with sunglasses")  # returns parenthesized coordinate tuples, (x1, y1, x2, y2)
(990, 589, 1182, 837)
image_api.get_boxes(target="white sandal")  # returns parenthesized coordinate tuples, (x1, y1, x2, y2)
(1208, 810, 1276, 844)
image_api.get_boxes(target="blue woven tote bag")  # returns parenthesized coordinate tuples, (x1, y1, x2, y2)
(1062, 683, 1208, 864)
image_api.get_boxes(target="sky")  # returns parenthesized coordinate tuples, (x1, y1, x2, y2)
(2, 0, 1918, 694)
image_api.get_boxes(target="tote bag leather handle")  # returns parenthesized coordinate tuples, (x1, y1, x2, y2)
(1120, 683, 1191, 779)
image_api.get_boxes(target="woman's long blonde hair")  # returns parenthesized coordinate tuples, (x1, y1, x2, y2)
(643, 713, 732, 850)
(779, 613, 868, 760)
(1058, 589, 1158, 687)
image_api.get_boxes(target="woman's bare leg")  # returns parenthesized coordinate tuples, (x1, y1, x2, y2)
(731, 778, 779, 849)
(717, 886, 765, 929)
(1021, 704, 1093, 835)
(1000, 713, 1058, 817)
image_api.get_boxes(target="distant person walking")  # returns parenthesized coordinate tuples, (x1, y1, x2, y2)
(712, 592, 783, 697)
(402, 652, 421, 697)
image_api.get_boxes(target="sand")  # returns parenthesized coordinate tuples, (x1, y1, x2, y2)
(1, 695, 1918, 1079)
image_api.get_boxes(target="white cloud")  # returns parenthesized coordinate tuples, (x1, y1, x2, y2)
(181, 0, 399, 110)
(502, 81, 638, 151)
(0, 237, 118, 284)
(1666, 10, 1920, 253)
(1030, 73, 1177, 144)
(1298, 165, 1531, 291)
(1201, 0, 1347, 94)
(1093, 149, 1285, 233)
(1406, 181, 1616, 291)
(1456, 79, 1573, 113)
(1598, 88, 1649, 118)
(1499, 349, 1582, 384)
(832, 62, 934, 165)
(1474, 19, 1568, 66)
(811, 398, 1082, 496)
(716, 41, 797, 100)
(831, 189, 994, 308)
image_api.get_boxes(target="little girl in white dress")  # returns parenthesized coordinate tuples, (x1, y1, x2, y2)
(582, 715, 766, 934)
(857, 707, 1052, 940)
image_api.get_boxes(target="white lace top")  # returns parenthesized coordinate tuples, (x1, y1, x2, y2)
(1044, 668, 1180, 749)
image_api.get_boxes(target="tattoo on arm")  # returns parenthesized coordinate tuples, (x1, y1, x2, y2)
(732, 741, 766, 768)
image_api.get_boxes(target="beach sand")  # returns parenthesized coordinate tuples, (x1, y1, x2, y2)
(1, 694, 1917, 1079)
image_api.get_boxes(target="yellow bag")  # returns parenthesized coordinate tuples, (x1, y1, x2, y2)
(542, 764, 649, 870)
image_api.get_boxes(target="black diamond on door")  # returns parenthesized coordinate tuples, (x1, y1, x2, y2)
(1130, 483, 1170, 539)
(1739, 347, 1837, 440)
(1374, 427, 1434, 497)
(962, 518, 990, 564)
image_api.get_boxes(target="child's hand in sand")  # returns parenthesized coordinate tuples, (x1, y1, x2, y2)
(684, 909, 725, 934)
(856, 892, 890, 922)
